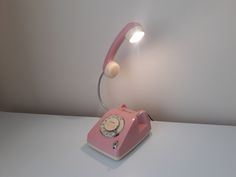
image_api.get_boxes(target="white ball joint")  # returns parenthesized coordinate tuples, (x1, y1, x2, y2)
(104, 61, 120, 78)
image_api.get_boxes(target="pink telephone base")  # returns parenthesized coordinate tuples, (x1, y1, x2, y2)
(87, 105, 151, 160)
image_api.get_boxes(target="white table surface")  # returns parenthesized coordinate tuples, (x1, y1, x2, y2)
(0, 111, 236, 177)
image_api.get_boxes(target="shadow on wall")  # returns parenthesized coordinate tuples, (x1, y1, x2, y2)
(0, 0, 40, 113)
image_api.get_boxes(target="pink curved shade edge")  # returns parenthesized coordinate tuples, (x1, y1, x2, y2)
(102, 22, 141, 71)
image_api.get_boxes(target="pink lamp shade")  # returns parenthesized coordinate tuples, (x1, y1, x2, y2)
(102, 22, 144, 78)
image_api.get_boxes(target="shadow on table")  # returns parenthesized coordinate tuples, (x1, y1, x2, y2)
(80, 132, 152, 169)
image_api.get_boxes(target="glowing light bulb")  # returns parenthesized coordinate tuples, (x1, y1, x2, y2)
(129, 31, 145, 43)
(125, 25, 145, 44)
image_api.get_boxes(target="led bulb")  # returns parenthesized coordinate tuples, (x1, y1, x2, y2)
(126, 25, 145, 44)
(129, 31, 145, 43)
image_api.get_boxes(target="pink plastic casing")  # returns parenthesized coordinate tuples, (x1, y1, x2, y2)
(102, 22, 141, 71)
(87, 105, 151, 160)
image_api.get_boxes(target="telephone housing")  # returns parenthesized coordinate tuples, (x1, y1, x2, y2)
(87, 105, 151, 160)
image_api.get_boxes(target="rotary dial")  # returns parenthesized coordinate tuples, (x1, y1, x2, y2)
(100, 115, 124, 137)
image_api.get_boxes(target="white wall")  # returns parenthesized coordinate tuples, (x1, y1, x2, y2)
(1, 0, 236, 124)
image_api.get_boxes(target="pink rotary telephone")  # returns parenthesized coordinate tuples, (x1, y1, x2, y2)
(87, 104, 151, 160)
(87, 22, 151, 160)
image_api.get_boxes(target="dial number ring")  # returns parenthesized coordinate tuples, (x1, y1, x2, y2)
(100, 115, 124, 137)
